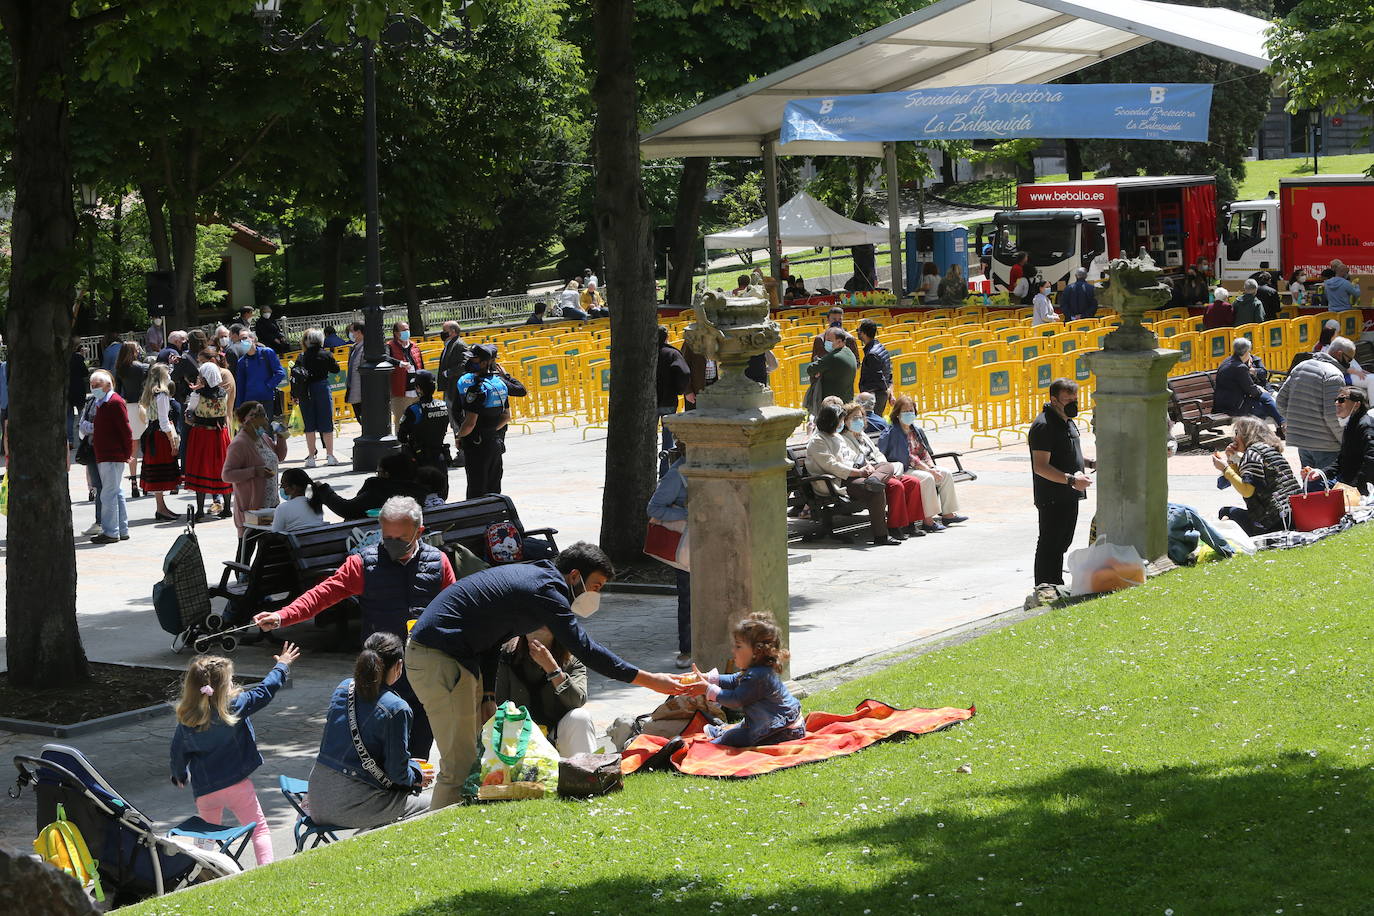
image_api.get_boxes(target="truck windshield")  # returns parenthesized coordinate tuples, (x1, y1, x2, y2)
(1006, 221, 1076, 261)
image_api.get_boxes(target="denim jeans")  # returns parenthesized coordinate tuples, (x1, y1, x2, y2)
(96, 461, 128, 537)
(674, 568, 691, 655)
(1249, 391, 1285, 426)
(1297, 448, 1340, 475)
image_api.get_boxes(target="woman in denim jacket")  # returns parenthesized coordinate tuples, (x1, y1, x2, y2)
(688, 613, 803, 748)
(308, 633, 435, 829)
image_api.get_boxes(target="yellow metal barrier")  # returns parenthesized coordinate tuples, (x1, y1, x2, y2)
(969, 360, 1027, 447)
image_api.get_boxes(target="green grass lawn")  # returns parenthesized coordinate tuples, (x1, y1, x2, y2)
(1238, 152, 1374, 199)
(130, 523, 1374, 915)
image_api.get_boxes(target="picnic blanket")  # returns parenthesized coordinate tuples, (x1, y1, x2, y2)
(621, 699, 975, 778)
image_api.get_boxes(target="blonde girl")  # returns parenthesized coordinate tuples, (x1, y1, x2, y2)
(170, 644, 299, 865)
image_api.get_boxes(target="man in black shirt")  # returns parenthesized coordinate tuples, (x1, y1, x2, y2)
(855, 319, 893, 415)
(1027, 378, 1095, 595)
(407, 542, 686, 808)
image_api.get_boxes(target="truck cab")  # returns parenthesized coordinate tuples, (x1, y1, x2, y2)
(1220, 198, 1280, 283)
(991, 208, 1106, 291)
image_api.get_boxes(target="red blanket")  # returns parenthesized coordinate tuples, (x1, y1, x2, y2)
(621, 699, 975, 778)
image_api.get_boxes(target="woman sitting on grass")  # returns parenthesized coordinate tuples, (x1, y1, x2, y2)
(1213, 416, 1302, 536)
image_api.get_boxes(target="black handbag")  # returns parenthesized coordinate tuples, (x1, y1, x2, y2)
(74, 437, 95, 466)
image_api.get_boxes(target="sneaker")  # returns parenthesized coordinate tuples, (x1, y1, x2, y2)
(674, 653, 692, 669)
(325, 455, 340, 467)
(304, 456, 317, 469)
(90, 533, 120, 544)
(1033, 583, 1060, 605)
(118, 534, 130, 541)
(82, 522, 103, 536)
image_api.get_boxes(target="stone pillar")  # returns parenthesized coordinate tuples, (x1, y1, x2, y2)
(666, 405, 804, 673)
(667, 284, 804, 673)
(1085, 348, 1182, 560)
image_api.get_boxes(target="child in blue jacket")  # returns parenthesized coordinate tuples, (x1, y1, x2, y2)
(170, 643, 299, 865)
(688, 613, 803, 748)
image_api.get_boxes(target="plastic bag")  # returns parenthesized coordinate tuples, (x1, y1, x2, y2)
(0, 472, 8, 516)
(475, 702, 559, 799)
(286, 404, 305, 437)
(1067, 542, 1146, 596)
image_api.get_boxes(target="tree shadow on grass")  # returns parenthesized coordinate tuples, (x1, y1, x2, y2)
(391, 755, 1374, 915)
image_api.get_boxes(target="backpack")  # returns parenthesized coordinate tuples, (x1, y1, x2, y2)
(484, 521, 524, 564)
(347, 526, 382, 556)
(289, 359, 312, 401)
(34, 804, 105, 903)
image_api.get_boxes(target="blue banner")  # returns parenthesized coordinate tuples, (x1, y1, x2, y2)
(780, 83, 1213, 145)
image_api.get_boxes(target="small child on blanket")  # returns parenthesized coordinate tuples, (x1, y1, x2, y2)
(682, 612, 804, 748)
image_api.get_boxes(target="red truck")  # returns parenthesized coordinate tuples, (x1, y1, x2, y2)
(990, 175, 1219, 289)
(1221, 174, 1374, 285)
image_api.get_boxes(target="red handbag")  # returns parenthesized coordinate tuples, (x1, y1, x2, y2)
(643, 522, 688, 571)
(1288, 473, 1346, 532)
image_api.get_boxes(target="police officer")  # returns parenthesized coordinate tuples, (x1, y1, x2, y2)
(457, 343, 510, 498)
(398, 370, 452, 470)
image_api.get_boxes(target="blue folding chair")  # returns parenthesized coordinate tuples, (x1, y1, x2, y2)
(167, 816, 256, 865)
(279, 775, 342, 852)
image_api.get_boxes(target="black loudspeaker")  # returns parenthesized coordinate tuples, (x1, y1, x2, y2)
(146, 270, 174, 317)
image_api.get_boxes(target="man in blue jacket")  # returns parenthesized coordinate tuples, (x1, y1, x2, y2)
(406, 541, 687, 809)
(1058, 267, 1098, 321)
(233, 330, 285, 417)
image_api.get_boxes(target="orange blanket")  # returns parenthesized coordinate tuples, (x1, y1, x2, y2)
(621, 699, 975, 778)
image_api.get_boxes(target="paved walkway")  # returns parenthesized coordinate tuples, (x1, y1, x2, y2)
(0, 409, 1246, 862)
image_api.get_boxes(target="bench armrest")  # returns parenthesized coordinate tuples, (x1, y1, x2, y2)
(799, 473, 850, 501)
(524, 527, 558, 539)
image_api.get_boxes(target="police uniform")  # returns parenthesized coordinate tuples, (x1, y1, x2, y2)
(398, 395, 453, 469)
(457, 369, 510, 498)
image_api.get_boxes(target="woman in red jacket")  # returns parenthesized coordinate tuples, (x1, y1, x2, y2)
(386, 321, 424, 431)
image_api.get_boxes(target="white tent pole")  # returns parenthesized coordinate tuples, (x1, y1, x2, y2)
(884, 142, 902, 299)
(763, 140, 783, 287)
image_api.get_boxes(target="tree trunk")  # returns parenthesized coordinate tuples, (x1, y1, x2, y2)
(105, 196, 125, 333)
(1, 1, 89, 687)
(667, 156, 708, 307)
(320, 216, 347, 312)
(1065, 139, 1084, 182)
(397, 241, 424, 333)
(168, 202, 198, 330)
(140, 182, 173, 271)
(592, 0, 658, 566)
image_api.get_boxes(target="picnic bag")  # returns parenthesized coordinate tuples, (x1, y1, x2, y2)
(34, 803, 104, 902)
(1067, 542, 1146, 596)
(1289, 471, 1346, 531)
(558, 753, 623, 798)
(475, 702, 560, 799)
(644, 519, 689, 571)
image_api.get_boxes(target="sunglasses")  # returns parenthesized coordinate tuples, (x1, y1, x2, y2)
(1335, 397, 1353, 404)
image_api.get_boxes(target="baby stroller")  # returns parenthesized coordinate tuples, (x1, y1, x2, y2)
(154, 509, 238, 653)
(10, 744, 249, 905)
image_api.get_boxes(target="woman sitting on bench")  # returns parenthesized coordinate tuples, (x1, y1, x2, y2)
(804, 403, 900, 546)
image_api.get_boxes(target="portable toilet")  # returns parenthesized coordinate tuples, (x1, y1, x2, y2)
(906, 223, 969, 293)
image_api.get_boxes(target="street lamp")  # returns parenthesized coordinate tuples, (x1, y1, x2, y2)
(252, 2, 469, 472)
(1308, 109, 1322, 175)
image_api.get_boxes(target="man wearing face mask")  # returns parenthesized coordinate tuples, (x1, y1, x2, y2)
(387, 321, 425, 431)
(233, 330, 286, 419)
(435, 320, 468, 459)
(253, 305, 288, 354)
(1278, 336, 1353, 471)
(254, 496, 455, 758)
(805, 326, 857, 414)
(405, 541, 689, 809)
(456, 343, 510, 498)
(1028, 378, 1095, 598)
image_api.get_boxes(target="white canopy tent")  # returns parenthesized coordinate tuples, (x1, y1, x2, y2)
(705, 192, 890, 292)
(705, 192, 889, 249)
(642, 0, 1273, 291)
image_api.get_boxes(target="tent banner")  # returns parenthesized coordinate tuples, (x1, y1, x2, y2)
(781, 83, 1213, 145)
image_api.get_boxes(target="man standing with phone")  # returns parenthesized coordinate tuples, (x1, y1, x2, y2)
(1028, 378, 1095, 601)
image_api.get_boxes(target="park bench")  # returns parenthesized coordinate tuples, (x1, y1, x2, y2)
(1168, 371, 1231, 448)
(211, 494, 558, 643)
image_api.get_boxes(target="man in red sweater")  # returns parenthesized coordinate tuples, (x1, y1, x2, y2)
(87, 370, 133, 543)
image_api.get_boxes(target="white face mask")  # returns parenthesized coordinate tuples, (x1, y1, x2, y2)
(569, 573, 601, 618)
(1339, 414, 1351, 428)
(152, 317, 163, 326)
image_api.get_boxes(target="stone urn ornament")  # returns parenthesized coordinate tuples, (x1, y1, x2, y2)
(1101, 248, 1173, 352)
(684, 282, 782, 409)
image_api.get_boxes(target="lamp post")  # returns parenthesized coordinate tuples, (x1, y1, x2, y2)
(252, 1, 469, 472)
(1309, 109, 1322, 175)
(78, 184, 99, 328)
